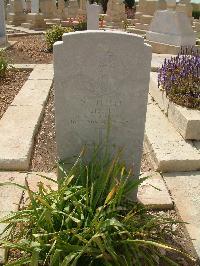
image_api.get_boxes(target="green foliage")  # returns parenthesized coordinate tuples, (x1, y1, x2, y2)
(73, 21, 87, 31)
(45, 25, 74, 51)
(0, 146, 195, 265)
(0, 51, 8, 78)
(192, 10, 200, 20)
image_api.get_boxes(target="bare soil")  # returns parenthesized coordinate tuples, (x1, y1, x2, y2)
(0, 69, 32, 119)
(5, 35, 53, 64)
(29, 87, 56, 172)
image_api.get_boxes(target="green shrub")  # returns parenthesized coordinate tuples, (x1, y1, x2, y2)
(158, 48, 200, 110)
(73, 21, 87, 31)
(45, 25, 74, 51)
(192, 10, 200, 19)
(0, 146, 195, 265)
(0, 52, 8, 78)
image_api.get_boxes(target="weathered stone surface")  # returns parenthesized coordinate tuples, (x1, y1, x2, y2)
(28, 64, 54, 80)
(106, 0, 126, 26)
(0, 105, 44, 170)
(164, 172, 200, 258)
(0, 0, 6, 41)
(12, 79, 52, 106)
(54, 31, 152, 176)
(151, 53, 172, 72)
(31, 0, 39, 13)
(145, 101, 200, 172)
(0, 65, 53, 171)
(137, 172, 173, 209)
(134, 0, 167, 32)
(26, 172, 57, 192)
(86, 3, 101, 30)
(146, 10, 196, 46)
(149, 72, 200, 140)
(145, 40, 181, 55)
(0, 172, 26, 264)
(8, 0, 26, 26)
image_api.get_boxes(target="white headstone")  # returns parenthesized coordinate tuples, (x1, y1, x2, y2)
(0, 0, 6, 46)
(146, 10, 196, 46)
(31, 0, 40, 13)
(54, 31, 152, 177)
(86, 3, 100, 30)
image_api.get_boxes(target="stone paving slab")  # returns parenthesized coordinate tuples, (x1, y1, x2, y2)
(145, 102, 200, 172)
(26, 172, 58, 192)
(9, 64, 36, 69)
(151, 53, 171, 72)
(163, 172, 200, 258)
(137, 172, 173, 210)
(150, 72, 200, 140)
(6, 25, 45, 35)
(12, 80, 52, 106)
(0, 172, 27, 264)
(0, 65, 53, 171)
(28, 64, 54, 80)
(0, 105, 45, 170)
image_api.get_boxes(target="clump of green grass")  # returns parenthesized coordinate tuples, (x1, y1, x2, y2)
(0, 146, 195, 265)
(0, 51, 8, 78)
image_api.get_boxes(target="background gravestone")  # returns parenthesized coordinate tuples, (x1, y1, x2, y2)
(54, 31, 151, 177)
(31, 0, 40, 12)
(146, 10, 196, 46)
(86, 3, 101, 30)
(0, 0, 6, 46)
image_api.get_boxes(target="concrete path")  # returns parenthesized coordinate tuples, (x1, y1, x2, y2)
(0, 172, 26, 263)
(164, 172, 200, 258)
(151, 53, 172, 72)
(138, 172, 173, 210)
(0, 65, 53, 171)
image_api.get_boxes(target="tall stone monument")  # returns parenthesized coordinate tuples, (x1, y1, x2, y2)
(40, 0, 55, 18)
(0, 0, 6, 46)
(134, 0, 167, 32)
(57, 0, 67, 19)
(7, 0, 26, 26)
(176, 0, 193, 19)
(53, 31, 152, 181)
(78, 0, 87, 16)
(106, 0, 126, 28)
(25, 0, 46, 29)
(67, 0, 79, 18)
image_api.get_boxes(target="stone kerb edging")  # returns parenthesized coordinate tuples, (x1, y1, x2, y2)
(0, 64, 53, 171)
(144, 97, 200, 172)
(149, 72, 200, 140)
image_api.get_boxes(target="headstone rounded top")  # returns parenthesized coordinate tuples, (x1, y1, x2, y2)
(58, 30, 148, 48)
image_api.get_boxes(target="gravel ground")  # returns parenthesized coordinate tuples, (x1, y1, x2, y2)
(30, 87, 57, 172)
(5, 35, 53, 64)
(0, 69, 31, 119)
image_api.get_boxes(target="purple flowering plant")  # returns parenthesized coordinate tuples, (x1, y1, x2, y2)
(158, 47, 200, 110)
